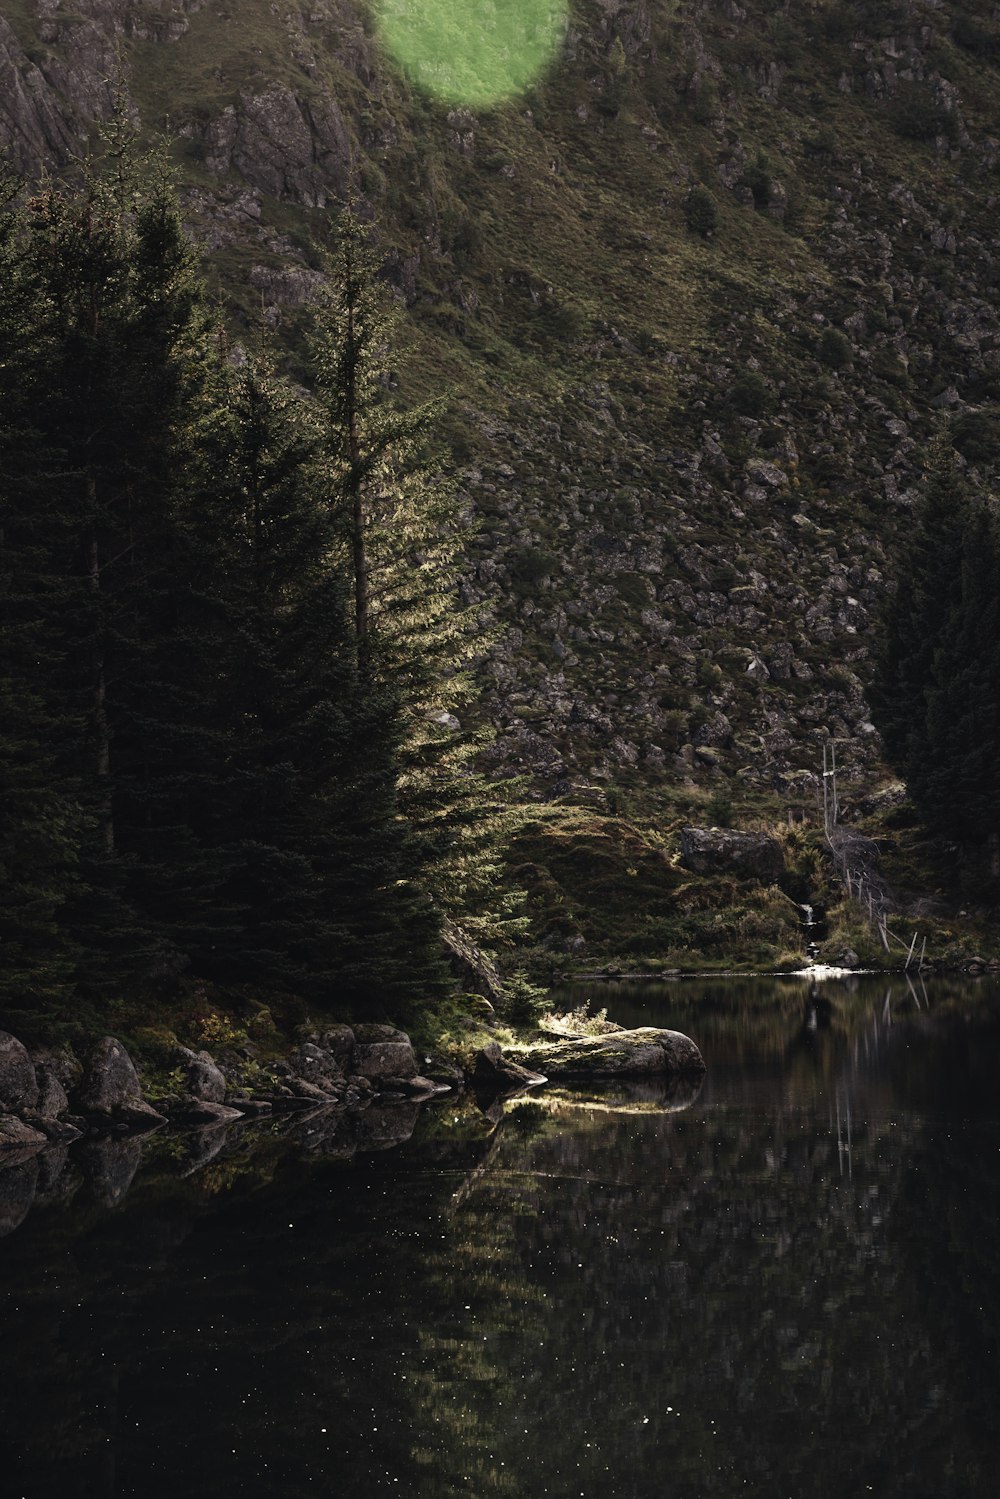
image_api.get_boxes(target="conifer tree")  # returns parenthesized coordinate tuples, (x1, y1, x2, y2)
(309, 209, 525, 983)
(870, 444, 971, 775)
(13, 146, 227, 984)
(914, 500, 1000, 850)
(871, 443, 1000, 877)
(176, 355, 414, 1002)
(0, 175, 86, 1012)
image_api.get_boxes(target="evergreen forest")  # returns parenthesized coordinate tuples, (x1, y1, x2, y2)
(0, 149, 507, 1031)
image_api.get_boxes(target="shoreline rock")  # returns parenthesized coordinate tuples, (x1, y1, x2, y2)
(511, 1026, 706, 1078)
(74, 1037, 167, 1131)
(471, 1042, 548, 1093)
(0, 1018, 457, 1151)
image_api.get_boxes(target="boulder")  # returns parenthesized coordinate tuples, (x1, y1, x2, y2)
(680, 826, 786, 883)
(227, 1097, 273, 1117)
(318, 1025, 356, 1066)
(288, 1078, 338, 1104)
(351, 1024, 418, 1081)
(0, 1114, 47, 1151)
(169, 1099, 245, 1126)
(293, 1042, 344, 1086)
(392, 1075, 452, 1099)
(74, 1037, 166, 1128)
(512, 1027, 706, 1078)
(22, 1113, 82, 1144)
(34, 1062, 71, 1121)
(0, 1031, 38, 1114)
(472, 1043, 548, 1092)
(176, 1047, 228, 1104)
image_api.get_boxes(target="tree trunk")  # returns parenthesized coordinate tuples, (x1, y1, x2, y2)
(87, 505, 114, 857)
(345, 283, 368, 652)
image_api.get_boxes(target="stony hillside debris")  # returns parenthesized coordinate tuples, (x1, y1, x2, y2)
(680, 827, 786, 883)
(1, 0, 996, 794)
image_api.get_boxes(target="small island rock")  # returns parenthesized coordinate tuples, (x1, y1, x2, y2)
(513, 1027, 705, 1078)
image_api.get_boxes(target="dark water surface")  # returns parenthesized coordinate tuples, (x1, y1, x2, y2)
(3, 973, 1000, 1498)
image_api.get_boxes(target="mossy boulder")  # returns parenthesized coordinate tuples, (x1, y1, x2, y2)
(512, 1027, 705, 1077)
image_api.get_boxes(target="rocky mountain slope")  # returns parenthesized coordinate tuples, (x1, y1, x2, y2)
(3, 0, 998, 808)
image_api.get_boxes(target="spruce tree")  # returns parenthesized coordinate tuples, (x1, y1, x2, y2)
(0, 177, 86, 1013)
(309, 209, 525, 1000)
(871, 445, 1000, 877)
(14, 150, 226, 985)
(910, 501, 1000, 850)
(870, 444, 971, 775)
(176, 355, 399, 1002)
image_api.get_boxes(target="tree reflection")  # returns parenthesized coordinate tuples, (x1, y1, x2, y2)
(1, 981, 999, 1496)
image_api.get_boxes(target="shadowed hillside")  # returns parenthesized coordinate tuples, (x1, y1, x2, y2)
(2, 0, 997, 808)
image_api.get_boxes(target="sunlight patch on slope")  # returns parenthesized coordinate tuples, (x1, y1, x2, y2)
(375, 0, 568, 106)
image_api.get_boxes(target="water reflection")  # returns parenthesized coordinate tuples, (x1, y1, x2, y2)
(1, 976, 999, 1497)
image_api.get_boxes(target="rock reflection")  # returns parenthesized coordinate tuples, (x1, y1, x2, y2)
(0, 1152, 40, 1236)
(1, 979, 1000, 1498)
(79, 1135, 144, 1207)
(536, 1071, 706, 1113)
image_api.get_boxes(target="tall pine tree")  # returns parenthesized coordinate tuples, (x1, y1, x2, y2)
(19, 157, 220, 984)
(0, 174, 86, 1014)
(309, 209, 525, 989)
(177, 354, 415, 1004)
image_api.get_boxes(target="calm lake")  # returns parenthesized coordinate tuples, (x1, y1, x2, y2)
(3, 973, 1000, 1498)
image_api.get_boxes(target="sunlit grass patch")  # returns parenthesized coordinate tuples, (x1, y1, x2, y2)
(375, 0, 568, 106)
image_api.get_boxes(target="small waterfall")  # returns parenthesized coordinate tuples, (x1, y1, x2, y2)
(799, 902, 821, 960)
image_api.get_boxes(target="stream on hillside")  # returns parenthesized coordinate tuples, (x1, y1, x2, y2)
(2, 972, 1000, 1498)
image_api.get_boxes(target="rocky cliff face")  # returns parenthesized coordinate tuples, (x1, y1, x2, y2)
(3, 0, 997, 802)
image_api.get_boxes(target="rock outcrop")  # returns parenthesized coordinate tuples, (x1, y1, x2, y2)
(680, 827, 786, 884)
(442, 918, 504, 1008)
